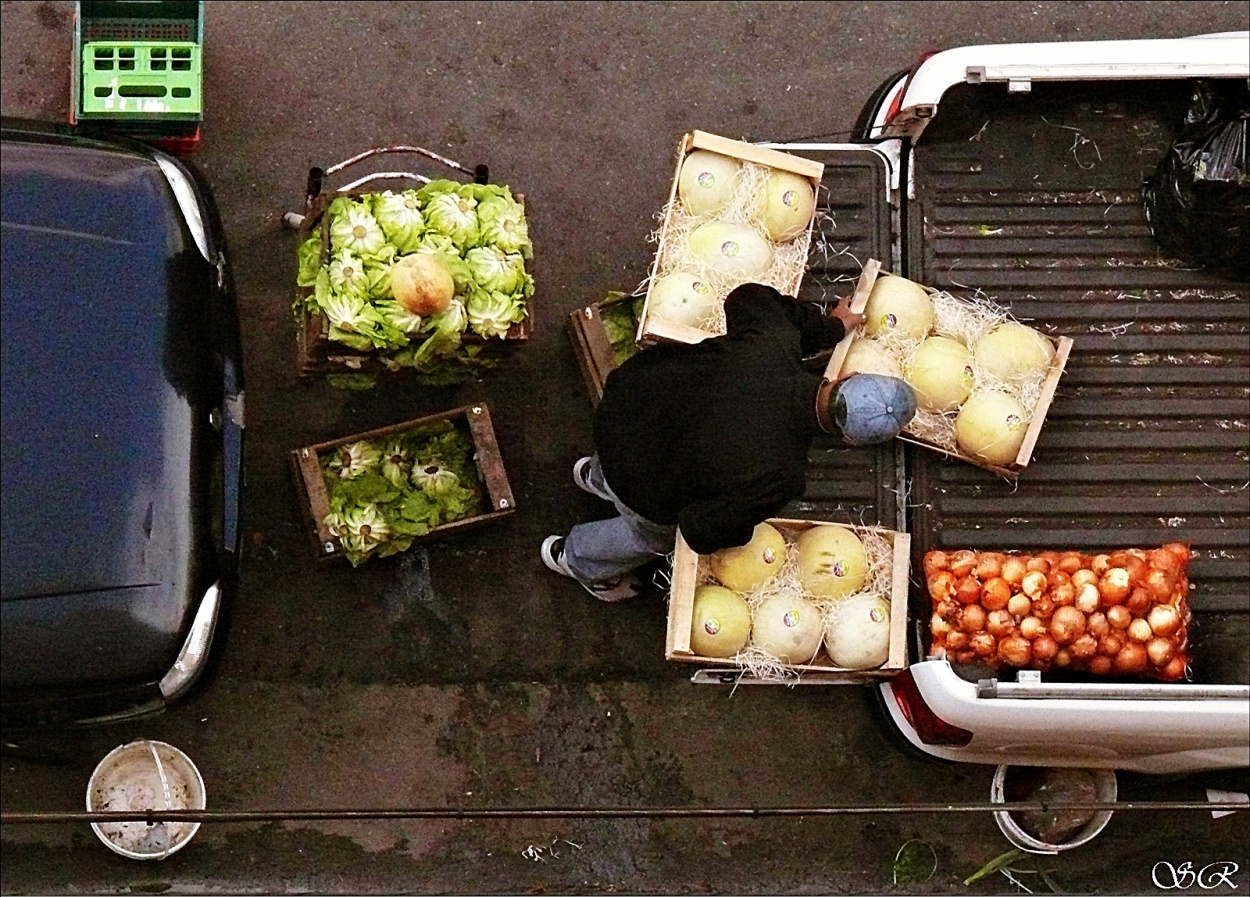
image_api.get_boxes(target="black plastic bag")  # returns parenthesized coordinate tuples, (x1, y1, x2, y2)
(1143, 80, 1249, 277)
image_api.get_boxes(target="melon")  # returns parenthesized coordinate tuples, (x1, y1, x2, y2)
(906, 335, 975, 413)
(824, 594, 892, 670)
(709, 522, 788, 592)
(648, 272, 720, 329)
(759, 171, 816, 242)
(687, 221, 774, 281)
(974, 322, 1055, 385)
(954, 389, 1029, 466)
(690, 585, 753, 658)
(863, 275, 935, 342)
(795, 525, 869, 600)
(751, 596, 824, 664)
(678, 150, 741, 217)
(842, 338, 904, 379)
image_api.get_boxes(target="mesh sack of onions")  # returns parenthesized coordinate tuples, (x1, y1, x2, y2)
(925, 543, 1193, 681)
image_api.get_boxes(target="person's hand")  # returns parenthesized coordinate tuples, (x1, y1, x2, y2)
(829, 303, 865, 332)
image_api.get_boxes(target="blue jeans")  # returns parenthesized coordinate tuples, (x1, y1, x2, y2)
(563, 455, 677, 583)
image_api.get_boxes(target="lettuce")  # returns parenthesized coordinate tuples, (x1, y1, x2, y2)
(466, 288, 525, 339)
(475, 194, 531, 257)
(327, 249, 370, 297)
(422, 190, 480, 248)
(329, 202, 387, 258)
(465, 246, 528, 296)
(297, 235, 322, 287)
(372, 190, 425, 254)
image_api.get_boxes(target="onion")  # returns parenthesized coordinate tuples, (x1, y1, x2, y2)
(1148, 604, 1181, 638)
(1032, 635, 1059, 662)
(758, 170, 816, 242)
(1008, 594, 1032, 618)
(973, 321, 1055, 385)
(975, 553, 1005, 581)
(1058, 553, 1084, 575)
(954, 390, 1028, 466)
(931, 613, 952, 638)
(390, 253, 455, 316)
(1145, 568, 1177, 601)
(946, 631, 970, 650)
(1091, 554, 1111, 576)
(678, 150, 742, 216)
(1146, 637, 1175, 668)
(998, 636, 1032, 667)
(1127, 618, 1154, 643)
(1001, 557, 1028, 586)
(949, 550, 978, 578)
(1087, 612, 1110, 638)
(1021, 571, 1048, 599)
(1099, 568, 1131, 603)
(711, 523, 789, 592)
(1088, 655, 1113, 676)
(906, 336, 975, 413)
(1161, 657, 1187, 682)
(1053, 648, 1072, 668)
(1026, 557, 1051, 574)
(1125, 588, 1152, 617)
(1099, 634, 1123, 657)
(981, 578, 1011, 611)
(1123, 555, 1147, 586)
(863, 275, 935, 342)
(1106, 605, 1132, 630)
(955, 576, 983, 606)
(923, 551, 950, 576)
(1046, 569, 1072, 591)
(1149, 547, 1181, 574)
(959, 605, 986, 633)
(987, 609, 1015, 638)
(927, 571, 956, 602)
(1031, 595, 1055, 620)
(1071, 569, 1098, 589)
(842, 338, 905, 379)
(1071, 633, 1098, 660)
(1051, 582, 1076, 607)
(1020, 616, 1046, 640)
(934, 600, 955, 619)
(1163, 542, 1192, 564)
(1049, 606, 1086, 644)
(1075, 583, 1101, 614)
(970, 631, 996, 657)
(1113, 643, 1149, 675)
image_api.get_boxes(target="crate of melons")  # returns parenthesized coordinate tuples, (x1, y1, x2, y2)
(666, 518, 911, 681)
(637, 130, 825, 346)
(825, 260, 1074, 477)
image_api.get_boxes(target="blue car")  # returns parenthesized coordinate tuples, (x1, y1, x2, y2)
(1, 117, 244, 728)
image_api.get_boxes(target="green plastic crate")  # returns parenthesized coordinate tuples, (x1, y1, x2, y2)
(80, 40, 202, 118)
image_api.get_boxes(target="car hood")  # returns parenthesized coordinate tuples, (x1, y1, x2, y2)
(1, 135, 214, 606)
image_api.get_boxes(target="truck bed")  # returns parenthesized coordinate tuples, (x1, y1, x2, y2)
(904, 80, 1249, 686)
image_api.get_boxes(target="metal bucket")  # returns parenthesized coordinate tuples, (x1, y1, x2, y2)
(991, 765, 1117, 855)
(86, 740, 206, 860)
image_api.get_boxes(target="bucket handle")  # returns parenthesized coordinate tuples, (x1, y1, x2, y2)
(148, 742, 174, 861)
(305, 145, 490, 208)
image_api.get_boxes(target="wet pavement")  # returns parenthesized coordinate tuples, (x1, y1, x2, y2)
(2, 2, 1248, 893)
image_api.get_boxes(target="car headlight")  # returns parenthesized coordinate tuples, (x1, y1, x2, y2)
(158, 582, 221, 701)
(154, 155, 212, 264)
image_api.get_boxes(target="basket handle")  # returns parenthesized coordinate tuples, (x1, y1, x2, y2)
(305, 145, 490, 207)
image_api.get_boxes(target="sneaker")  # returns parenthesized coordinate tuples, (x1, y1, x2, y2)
(572, 456, 610, 499)
(540, 535, 641, 602)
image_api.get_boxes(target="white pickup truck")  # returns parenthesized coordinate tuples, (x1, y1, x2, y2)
(768, 32, 1249, 774)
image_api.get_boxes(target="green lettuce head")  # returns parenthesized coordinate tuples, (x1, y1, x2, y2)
(297, 235, 323, 287)
(327, 249, 369, 297)
(465, 246, 528, 296)
(466, 288, 525, 339)
(372, 190, 425, 254)
(326, 440, 381, 480)
(423, 190, 480, 248)
(377, 298, 425, 336)
(476, 194, 531, 257)
(330, 202, 387, 258)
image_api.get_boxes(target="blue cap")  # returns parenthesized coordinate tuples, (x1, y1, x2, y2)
(833, 374, 917, 445)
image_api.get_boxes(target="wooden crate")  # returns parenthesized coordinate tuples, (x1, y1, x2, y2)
(823, 259, 1074, 478)
(565, 293, 644, 407)
(665, 518, 911, 682)
(289, 403, 515, 562)
(294, 190, 532, 380)
(637, 130, 825, 347)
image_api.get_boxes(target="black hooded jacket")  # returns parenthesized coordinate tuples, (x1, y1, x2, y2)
(592, 285, 846, 554)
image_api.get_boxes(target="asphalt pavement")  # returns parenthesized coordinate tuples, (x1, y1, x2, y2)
(2, 2, 1248, 894)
